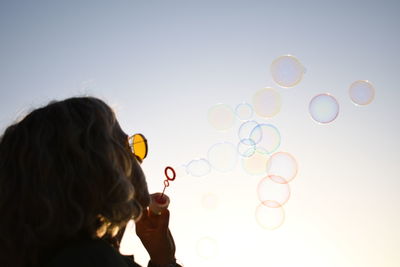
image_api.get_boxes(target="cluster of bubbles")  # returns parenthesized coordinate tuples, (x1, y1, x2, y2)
(188, 54, 375, 257)
(255, 152, 298, 229)
(271, 55, 375, 124)
(308, 81, 375, 124)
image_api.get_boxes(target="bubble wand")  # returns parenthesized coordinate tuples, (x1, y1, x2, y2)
(149, 166, 176, 215)
(159, 166, 176, 202)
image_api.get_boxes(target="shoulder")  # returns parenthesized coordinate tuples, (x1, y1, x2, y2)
(45, 238, 141, 267)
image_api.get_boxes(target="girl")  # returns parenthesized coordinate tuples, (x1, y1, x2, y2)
(0, 97, 180, 267)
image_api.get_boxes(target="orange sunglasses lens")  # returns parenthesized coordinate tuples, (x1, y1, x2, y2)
(128, 133, 148, 161)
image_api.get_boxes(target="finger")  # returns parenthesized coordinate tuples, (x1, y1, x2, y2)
(135, 207, 151, 228)
(147, 207, 169, 230)
(158, 208, 170, 230)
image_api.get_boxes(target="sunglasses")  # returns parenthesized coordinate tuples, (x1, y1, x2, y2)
(128, 133, 148, 162)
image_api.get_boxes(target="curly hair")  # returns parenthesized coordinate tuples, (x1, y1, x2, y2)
(0, 97, 144, 267)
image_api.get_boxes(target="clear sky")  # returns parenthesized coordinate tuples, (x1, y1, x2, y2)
(1, 0, 399, 266)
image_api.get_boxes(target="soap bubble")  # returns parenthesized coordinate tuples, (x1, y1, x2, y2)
(271, 55, 305, 88)
(235, 103, 254, 120)
(202, 193, 219, 210)
(257, 175, 290, 208)
(255, 201, 285, 230)
(252, 88, 281, 118)
(349, 80, 375, 106)
(309, 93, 339, 124)
(196, 237, 218, 259)
(238, 120, 260, 142)
(250, 124, 281, 154)
(207, 142, 237, 172)
(237, 138, 256, 158)
(266, 152, 298, 183)
(241, 147, 269, 175)
(207, 103, 235, 131)
(186, 159, 211, 177)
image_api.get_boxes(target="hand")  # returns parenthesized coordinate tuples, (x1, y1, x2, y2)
(135, 207, 176, 266)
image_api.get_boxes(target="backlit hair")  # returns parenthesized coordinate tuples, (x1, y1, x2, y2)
(0, 97, 143, 266)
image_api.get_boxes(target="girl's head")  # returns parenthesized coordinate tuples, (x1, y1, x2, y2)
(0, 97, 149, 266)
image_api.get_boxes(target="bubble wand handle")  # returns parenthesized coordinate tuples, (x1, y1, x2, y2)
(159, 180, 169, 201)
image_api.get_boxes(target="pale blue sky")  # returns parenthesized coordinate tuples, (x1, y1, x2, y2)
(1, 0, 400, 266)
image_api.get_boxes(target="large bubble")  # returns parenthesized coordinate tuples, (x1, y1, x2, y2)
(271, 55, 305, 88)
(266, 152, 298, 183)
(309, 93, 339, 124)
(207, 103, 235, 131)
(255, 202, 285, 230)
(349, 80, 375, 106)
(252, 88, 281, 118)
(257, 175, 290, 208)
(207, 142, 237, 172)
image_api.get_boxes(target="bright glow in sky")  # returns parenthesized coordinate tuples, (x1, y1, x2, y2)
(1, 0, 400, 266)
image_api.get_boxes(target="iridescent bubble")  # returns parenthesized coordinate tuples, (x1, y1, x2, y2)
(196, 237, 218, 259)
(202, 193, 219, 210)
(271, 55, 305, 88)
(207, 103, 235, 131)
(238, 120, 260, 142)
(252, 88, 281, 118)
(349, 80, 375, 106)
(237, 138, 256, 158)
(235, 103, 254, 121)
(266, 152, 298, 183)
(207, 142, 237, 172)
(241, 147, 269, 176)
(186, 158, 211, 177)
(257, 175, 290, 208)
(250, 124, 281, 154)
(255, 202, 285, 230)
(309, 93, 339, 124)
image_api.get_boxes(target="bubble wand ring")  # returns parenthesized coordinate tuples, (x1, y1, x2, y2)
(159, 166, 176, 201)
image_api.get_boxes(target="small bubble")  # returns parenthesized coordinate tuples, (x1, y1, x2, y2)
(257, 175, 290, 208)
(309, 93, 339, 124)
(266, 152, 298, 183)
(271, 55, 305, 88)
(349, 80, 375, 106)
(255, 202, 285, 230)
(241, 147, 269, 176)
(238, 120, 260, 142)
(207, 103, 235, 131)
(235, 103, 254, 121)
(253, 88, 282, 118)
